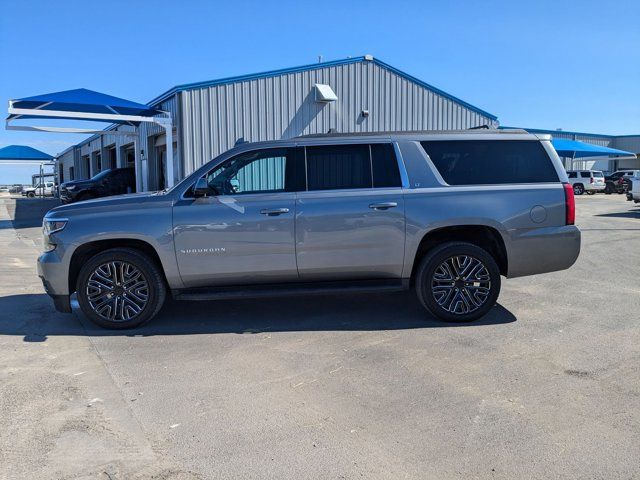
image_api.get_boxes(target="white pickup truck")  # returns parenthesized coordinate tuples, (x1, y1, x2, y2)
(629, 174, 640, 203)
(23, 181, 55, 198)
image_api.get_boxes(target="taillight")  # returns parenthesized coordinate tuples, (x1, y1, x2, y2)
(563, 183, 575, 225)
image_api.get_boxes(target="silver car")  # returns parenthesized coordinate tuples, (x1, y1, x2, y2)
(38, 129, 581, 329)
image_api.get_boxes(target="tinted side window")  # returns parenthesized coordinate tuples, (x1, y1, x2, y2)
(371, 144, 402, 188)
(306, 144, 372, 190)
(204, 148, 297, 195)
(580, 171, 591, 178)
(420, 140, 559, 185)
(567, 171, 577, 178)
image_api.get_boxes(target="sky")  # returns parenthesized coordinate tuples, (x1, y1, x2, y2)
(1, 0, 639, 183)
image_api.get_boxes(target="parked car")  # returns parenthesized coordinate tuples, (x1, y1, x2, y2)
(8, 184, 23, 194)
(23, 181, 55, 198)
(566, 170, 606, 195)
(59, 167, 135, 204)
(38, 130, 581, 329)
(628, 174, 640, 203)
(604, 170, 639, 194)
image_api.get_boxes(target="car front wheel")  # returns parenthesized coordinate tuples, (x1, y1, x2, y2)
(76, 248, 166, 329)
(415, 242, 501, 323)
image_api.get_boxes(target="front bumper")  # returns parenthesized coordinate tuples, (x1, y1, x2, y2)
(37, 249, 72, 313)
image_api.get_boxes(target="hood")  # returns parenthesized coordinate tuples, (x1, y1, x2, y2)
(48, 191, 167, 216)
(60, 179, 91, 188)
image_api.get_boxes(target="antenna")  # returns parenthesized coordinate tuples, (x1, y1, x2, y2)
(318, 55, 323, 63)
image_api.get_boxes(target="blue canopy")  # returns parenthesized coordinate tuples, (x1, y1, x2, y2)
(552, 138, 634, 158)
(0, 145, 53, 161)
(7, 88, 162, 124)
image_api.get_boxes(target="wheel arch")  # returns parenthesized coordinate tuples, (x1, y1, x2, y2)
(409, 225, 508, 284)
(68, 239, 167, 294)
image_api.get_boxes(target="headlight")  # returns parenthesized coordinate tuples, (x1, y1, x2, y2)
(43, 219, 68, 235)
(66, 185, 76, 191)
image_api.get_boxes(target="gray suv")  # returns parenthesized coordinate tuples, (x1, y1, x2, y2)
(38, 130, 580, 329)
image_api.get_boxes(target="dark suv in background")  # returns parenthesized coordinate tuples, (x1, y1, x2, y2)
(59, 168, 135, 203)
(604, 170, 638, 194)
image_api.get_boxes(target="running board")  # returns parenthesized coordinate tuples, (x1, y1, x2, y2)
(173, 279, 409, 302)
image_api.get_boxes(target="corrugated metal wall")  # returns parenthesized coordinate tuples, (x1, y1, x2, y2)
(179, 60, 497, 175)
(612, 136, 640, 154)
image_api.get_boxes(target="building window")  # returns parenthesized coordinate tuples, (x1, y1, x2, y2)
(69, 166, 75, 180)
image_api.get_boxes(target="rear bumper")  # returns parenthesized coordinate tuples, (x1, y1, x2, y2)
(506, 225, 581, 278)
(585, 184, 605, 191)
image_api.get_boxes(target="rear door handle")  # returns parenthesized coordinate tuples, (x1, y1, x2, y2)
(368, 202, 398, 210)
(260, 207, 290, 216)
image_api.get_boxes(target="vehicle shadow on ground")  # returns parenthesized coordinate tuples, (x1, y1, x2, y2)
(0, 197, 61, 230)
(0, 292, 516, 341)
(594, 210, 640, 219)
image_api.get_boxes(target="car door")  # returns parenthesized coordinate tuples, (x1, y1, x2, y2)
(295, 143, 406, 281)
(173, 147, 302, 288)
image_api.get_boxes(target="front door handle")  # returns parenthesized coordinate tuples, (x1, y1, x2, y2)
(369, 202, 398, 210)
(260, 207, 290, 216)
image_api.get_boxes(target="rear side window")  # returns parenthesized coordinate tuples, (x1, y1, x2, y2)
(567, 171, 577, 178)
(371, 144, 402, 188)
(306, 144, 371, 190)
(593, 171, 604, 177)
(420, 140, 559, 185)
(580, 171, 591, 178)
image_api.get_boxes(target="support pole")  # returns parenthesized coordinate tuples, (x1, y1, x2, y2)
(154, 115, 175, 187)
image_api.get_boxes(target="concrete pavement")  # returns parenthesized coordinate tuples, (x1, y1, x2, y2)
(0, 193, 639, 479)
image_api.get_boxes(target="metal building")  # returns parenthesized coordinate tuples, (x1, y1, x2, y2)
(56, 55, 498, 191)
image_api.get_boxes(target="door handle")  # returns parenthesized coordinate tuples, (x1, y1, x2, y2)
(260, 207, 290, 216)
(368, 202, 398, 210)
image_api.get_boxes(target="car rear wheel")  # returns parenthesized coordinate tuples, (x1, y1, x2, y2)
(76, 248, 166, 329)
(573, 184, 584, 195)
(415, 242, 501, 323)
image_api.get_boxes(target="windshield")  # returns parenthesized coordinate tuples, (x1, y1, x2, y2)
(593, 171, 604, 177)
(90, 169, 113, 181)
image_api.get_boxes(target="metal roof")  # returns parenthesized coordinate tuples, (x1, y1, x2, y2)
(551, 138, 635, 158)
(0, 145, 54, 160)
(8, 88, 163, 125)
(148, 55, 498, 120)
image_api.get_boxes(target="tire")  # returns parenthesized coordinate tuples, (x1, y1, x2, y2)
(586, 190, 596, 195)
(573, 184, 584, 195)
(415, 242, 501, 323)
(76, 248, 166, 329)
(604, 184, 613, 194)
(27, 191, 35, 198)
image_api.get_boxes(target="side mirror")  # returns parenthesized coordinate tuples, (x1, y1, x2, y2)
(193, 178, 212, 197)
